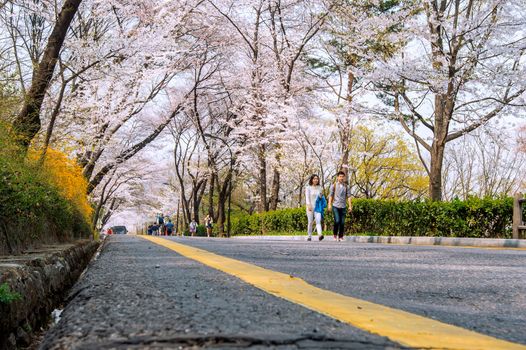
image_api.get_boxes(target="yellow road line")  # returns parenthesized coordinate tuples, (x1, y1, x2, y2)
(141, 235, 526, 350)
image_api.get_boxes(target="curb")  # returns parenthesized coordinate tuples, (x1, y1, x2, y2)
(0, 240, 100, 349)
(230, 235, 526, 249)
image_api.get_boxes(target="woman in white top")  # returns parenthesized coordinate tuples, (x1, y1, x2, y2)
(305, 174, 323, 241)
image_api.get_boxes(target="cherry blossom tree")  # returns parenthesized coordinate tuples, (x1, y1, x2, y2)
(208, 0, 334, 212)
(40, 0, 208, 195)
(309, 0, 415, 178)
(5, 0, 526, 229)
(370, 0, 526, 200)
(170, 116, 208, 226)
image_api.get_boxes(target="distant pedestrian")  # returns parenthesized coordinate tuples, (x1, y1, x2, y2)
(151, 223, 159, 236)
(204, 215, 213, 237)
(189, 219, 197, 237)
(305, 174, 324, 241)
(147, 225, 153, 235)
(107, 228, 113, 235)
(157, 214, 164, 235)
(165, 219, 175, 236)
(328, 171, 352, 242)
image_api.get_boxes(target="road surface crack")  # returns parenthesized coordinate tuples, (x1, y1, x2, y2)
(77, 333, 402, 349)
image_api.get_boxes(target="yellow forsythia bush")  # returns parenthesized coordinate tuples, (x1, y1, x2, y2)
(29, 148, 93, 222)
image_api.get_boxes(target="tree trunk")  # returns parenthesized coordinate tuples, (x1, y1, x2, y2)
(192, 189, 200, 224)
(429, 141, 445, 201)
(192, 179, 207, 223)
(39, 73, 67, 163)
(347, 69, 354, 101)
(217, 198, 226, 237)
(181, 200, 189, 229)
(341, 147, 349, 179)
(175, 200, 180, 234)
(13, 0, 83, 147)
(208, 172, 215, 218)
(429, 94, 450, 201)
(339, 69, 355, 180)
(298, 181, 304, 207)
(216, 170, 233, 237)
(101, 198, 119, 230)
(258, 144, 268, 213)
(182, 195, 191, 225)
(92, 197, 104, 231)
(227, 178, 232, 237)
(269, 167, 280, 211)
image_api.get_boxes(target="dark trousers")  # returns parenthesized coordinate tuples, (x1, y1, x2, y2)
(332, 206, 346, 238)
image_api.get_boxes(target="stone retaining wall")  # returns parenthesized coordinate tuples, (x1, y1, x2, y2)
(0, 240, 100, 349)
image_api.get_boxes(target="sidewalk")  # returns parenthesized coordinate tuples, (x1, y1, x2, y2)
(231, 235, 526, 249)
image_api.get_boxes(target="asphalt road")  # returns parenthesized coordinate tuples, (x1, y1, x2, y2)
(40, 235, 526, 349)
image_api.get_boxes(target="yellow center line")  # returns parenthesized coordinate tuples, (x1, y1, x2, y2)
(141, 235, 526, 350)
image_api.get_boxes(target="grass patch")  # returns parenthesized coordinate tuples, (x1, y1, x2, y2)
(0, 282, 21, 304)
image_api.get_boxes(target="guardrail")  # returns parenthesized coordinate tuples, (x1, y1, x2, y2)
(512, 193, 525, 239)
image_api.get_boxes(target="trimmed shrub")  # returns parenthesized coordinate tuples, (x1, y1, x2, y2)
(231, 197, 513, 238)
(195, 224, 207, 237)
(347, 197, 512, 238)
(181, 224, 207, 236)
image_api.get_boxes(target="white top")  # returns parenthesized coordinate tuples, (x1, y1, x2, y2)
(305, 185, 322, 208)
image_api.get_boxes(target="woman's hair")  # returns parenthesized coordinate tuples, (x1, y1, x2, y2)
(336, 170, 345, 177)
(308, 174, 320, 186)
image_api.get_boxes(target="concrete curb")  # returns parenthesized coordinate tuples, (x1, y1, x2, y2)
(231, 235, 526, 248)
(0, 240, 100, 349)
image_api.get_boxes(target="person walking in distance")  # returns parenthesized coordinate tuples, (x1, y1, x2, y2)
(151, 223, 159, 236)
(305, 174, 324, 241)
(189, 219, 197, 237)
(165, 219, 175, 236)
(328, 171, 352, 242)
(204, 214, 213, 237)
(157, 213, 164, 236)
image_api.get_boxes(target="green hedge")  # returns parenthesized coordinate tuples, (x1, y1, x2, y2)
(0, 127, 92, 254)
(231, 197, 514, 238)
(180, 224, 208, 236)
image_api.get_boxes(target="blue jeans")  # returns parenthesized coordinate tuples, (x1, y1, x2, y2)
(332, 207, 346, 238)
(332, 207, 347, 238)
